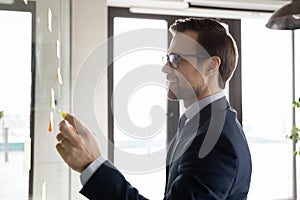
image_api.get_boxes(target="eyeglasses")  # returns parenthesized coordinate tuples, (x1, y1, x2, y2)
(163, 53, 209, 69)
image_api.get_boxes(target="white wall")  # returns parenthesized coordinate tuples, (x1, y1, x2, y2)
(70, 0, 108, 199)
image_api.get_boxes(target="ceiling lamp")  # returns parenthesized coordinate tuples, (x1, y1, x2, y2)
(266, 0, 300, 30)
(266, 1, 300, 199)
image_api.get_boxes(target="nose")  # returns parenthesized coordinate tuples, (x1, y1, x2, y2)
(162, 62, 173, 74)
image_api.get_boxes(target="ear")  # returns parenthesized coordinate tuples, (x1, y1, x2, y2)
(205, 56, 221, 76)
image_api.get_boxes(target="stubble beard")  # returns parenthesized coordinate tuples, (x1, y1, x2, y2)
(167, 89, 179, 101)
(167, 85, 203, 106)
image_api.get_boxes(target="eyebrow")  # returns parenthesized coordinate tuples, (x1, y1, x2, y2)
(168, 52, 210, 58)
(167, 51, 186, 55)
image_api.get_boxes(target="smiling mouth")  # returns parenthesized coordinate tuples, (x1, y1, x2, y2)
(166, 75, 178, 84)
(167, 80, 178, 83)
(166, 80, 179, 91)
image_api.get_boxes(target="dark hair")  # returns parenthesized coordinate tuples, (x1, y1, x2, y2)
(170, 18, 238, 89)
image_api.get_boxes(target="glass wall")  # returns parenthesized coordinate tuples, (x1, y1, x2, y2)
(1, 1, 71, 199)
(32, 0, 71, 199)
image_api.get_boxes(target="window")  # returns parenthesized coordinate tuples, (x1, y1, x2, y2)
(241, 18, 294, 199)
(112, 17, 168, 199)
(0, 10, 33, 200)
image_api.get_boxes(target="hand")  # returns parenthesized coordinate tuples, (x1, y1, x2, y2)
(56, 113, 101, 173)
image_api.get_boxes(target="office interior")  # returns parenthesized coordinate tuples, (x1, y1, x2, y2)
(0, 0, 300, 199)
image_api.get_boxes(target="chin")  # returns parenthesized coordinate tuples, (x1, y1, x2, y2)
(167, 90, 179, 101)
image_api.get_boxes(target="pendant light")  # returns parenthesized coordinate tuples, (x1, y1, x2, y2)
(266, 0, 300, 199)
(266, 0, 300, 30)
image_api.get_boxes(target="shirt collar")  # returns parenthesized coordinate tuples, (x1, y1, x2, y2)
(184, 91, 225, 121)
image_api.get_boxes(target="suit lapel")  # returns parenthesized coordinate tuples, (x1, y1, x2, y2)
(164, 97, 229, 193)
(165, 137, 176, 193)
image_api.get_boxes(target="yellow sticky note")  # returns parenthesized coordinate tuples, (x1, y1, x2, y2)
(59, 111, 67, 119)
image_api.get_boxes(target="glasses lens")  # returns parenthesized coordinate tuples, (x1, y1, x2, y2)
(165, 54, 179, 69)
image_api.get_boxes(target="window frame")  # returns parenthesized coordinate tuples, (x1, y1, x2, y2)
(108, 7, 184, 161)
(0, 0, 36, 197)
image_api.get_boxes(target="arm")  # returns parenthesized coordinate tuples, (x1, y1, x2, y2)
(80, 160, 148, 200)
(56, 113, 148, 200)
(80, 155, 106, 186)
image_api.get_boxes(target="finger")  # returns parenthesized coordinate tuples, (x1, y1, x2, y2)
(59, 119, 77, 134)
(56, 132, 65, 142)
(59, 120, 79, 144)
(64, 113, 89, 136)
(56, 143, 65, 158)
(60, 137, 71, 147)
(56, 137, 72, 154)
(64, 113, 83, 131)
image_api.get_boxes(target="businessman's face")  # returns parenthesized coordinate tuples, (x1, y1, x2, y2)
(162, 30, 210, 105)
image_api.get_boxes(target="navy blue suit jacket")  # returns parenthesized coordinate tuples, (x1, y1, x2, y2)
(80, 97, 252, 200)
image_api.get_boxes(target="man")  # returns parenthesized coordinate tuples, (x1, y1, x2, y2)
(56, 18, 252, 200)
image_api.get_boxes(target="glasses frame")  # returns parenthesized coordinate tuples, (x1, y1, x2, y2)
(165, 53, 209, 69)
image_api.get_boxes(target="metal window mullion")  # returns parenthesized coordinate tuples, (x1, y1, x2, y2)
(292, 30, 297, 200)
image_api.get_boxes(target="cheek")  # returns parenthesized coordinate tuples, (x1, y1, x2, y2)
(180, 69, 204, 89)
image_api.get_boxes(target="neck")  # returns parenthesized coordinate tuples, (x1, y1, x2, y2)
(183, 87, 223, 108)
